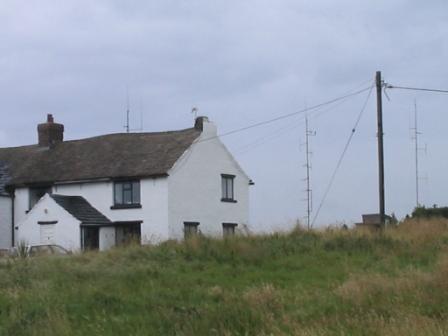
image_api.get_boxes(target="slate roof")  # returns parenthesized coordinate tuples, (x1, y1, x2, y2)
(50, 194, 111, 225)
(0, 128, 201, 189)
(0, 162, 10, 196)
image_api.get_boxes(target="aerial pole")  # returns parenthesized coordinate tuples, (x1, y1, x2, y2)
(413, 100, 420, 207)
(303, 115, 315, 229)
(125, 86, 130, 133)
(411, 100, 428, 208)
(376, 71, 385, 227)
(305, 116, 311, 229)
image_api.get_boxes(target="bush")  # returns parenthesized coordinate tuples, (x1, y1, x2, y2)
(412, 205, 448, 219)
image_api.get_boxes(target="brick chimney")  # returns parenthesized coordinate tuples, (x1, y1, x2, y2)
(194, 116, 217, 136)
(38, 114, 64, 147)
(194, 116, 209, 131)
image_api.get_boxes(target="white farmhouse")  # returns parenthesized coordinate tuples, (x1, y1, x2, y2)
(0, 164, 12, 249)
(0, 115, 252, 251)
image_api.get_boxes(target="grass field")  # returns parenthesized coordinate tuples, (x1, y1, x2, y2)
(1, 218, 448, 335)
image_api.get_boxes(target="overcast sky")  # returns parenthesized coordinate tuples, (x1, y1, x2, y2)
(1, 1, 447, 231)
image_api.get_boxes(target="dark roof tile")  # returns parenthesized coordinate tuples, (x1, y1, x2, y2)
(50, 194, 111, 225)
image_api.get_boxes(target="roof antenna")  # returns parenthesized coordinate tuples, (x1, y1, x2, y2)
(192, 106, 198, 119)
(139, 94, 144, 131)
(123, 87, 143, 133)
(124, 86, 130, 133)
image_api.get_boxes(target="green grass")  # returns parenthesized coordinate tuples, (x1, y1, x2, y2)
(1, 219, 448, 335)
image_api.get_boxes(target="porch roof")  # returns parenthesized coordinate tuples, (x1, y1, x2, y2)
(51, 194, 111, 225)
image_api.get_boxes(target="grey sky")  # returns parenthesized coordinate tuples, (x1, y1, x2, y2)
(1, 1, 448, 231)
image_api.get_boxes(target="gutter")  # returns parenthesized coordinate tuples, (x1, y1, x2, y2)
(11, 190, 15, 247)
(8, 173, 170, 189)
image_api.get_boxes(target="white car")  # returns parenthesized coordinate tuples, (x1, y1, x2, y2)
(8, 244, 69, 257)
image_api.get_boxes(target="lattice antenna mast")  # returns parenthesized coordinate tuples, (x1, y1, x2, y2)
(303, 115, 316, 229)
(124, 88, 143, 133)
(411, 100, 427, 207)
(125, 87, 130, 133)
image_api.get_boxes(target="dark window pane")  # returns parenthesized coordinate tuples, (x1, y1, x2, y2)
(184, 222, 199, 239)
(114, 183, 123, 204)
(116, 223, 141, 246)
(132, 181, 140, 203)
(123, 189, 132, 204)
(227, 178, 234, 199)
(221, 176, 234, 200)
(82, 227, 99, 250)
(222, 178, 227, 198)
(223, 223, 237, 237)
(223, 226, 234, 237)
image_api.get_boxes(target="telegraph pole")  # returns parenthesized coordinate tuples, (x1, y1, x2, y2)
(376, 71, 386, 227)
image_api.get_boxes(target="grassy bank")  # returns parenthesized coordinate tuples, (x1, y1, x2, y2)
(1, 219, 448, 335)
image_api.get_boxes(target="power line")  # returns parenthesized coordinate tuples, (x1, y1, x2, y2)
(235, 95, 354, 156)
(235, 123, 302, 155)
(385, 84, 448, 94)
(196, 85, 373, 144)
(311, 84, 375, 227)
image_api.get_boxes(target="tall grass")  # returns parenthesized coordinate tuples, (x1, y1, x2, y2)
(1, 219, 448, 335)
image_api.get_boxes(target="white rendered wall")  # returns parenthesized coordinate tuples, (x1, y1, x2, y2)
(168, 120, 251, 240)
(14, 188, 29, 235)
(16, 194, 81, 251)
(53, 178, 169, 243)
(0, 196, 12, 249)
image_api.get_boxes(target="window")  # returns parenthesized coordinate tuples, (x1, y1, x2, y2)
(116, 222, 142, 246)
(112, 181, 141, 209)
(184, 222, 199, 239)
(223, 223, 238, 237)
(221, 174, 236, 202)
(29, 186, 51, 210)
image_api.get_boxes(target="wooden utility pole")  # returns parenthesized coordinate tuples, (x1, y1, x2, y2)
(376, 71, 385, 227)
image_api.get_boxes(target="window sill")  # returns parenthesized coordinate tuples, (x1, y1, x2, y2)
(221, 198, 237, 203)
(110, 204, 142, 210)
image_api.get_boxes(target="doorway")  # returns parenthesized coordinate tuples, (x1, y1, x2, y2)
(81, 227, 99, 250)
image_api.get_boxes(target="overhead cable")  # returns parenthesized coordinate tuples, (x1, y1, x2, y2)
(311, 84, 375, 227)
(196, 84, 373, 144)
(385, 84, 448, 94)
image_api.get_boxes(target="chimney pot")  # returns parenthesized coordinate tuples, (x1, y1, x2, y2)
(47, 114, 54, 123)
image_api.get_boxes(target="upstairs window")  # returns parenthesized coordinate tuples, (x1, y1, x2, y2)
(221, 174, 236, 202)
(112, 181, 141, 209)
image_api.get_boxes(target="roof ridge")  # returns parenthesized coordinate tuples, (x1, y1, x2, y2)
(0, 126, 201, 187)
(0, 127, 198, 150)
